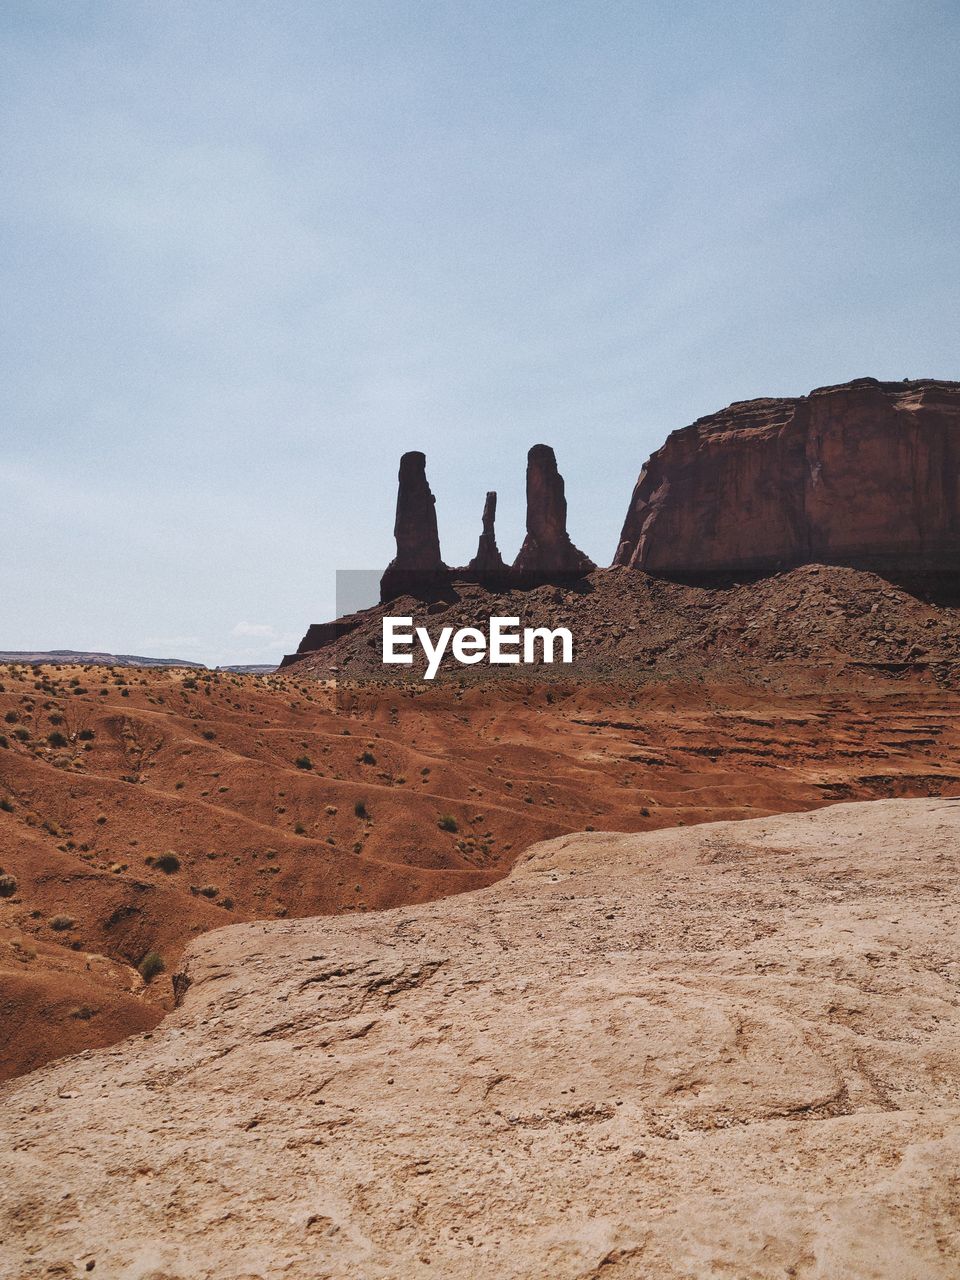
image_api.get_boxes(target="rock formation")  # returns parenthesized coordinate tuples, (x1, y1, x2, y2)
(376, 445, 595, 602)
(614, 377, 960, 581)
(467, 491, 506, 573)
(512, 444, 596, 578)
(4, 796, 960, 1276)
(279, 615, 365, 667)
(379, 451, 448, 601)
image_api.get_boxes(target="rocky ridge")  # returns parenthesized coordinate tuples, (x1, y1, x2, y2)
(293, 377, 960, 667)
(286, 563, 960, 687)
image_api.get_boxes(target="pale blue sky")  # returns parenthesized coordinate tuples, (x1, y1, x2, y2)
(3, 1, 958, 664)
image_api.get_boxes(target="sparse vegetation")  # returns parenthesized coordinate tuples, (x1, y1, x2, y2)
(202, 729, 216, 740)
(294, 754, 312, 770)
(354, 799, 369, 819)
(138, 951, 165, 981)
(438, 814, 459, 833)
(0, 873, 17, 898)
(155, 852, 181, 874)
(0, 797, 13, 813)
(359, 750, 376, 765)
(49, 914, 75, 931)
(47, 731, 68, 748)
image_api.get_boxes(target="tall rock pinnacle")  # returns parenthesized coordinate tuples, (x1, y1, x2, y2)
(380, 451, 448, 601)
(512, 445, 595, 578)
(467, 491, 506, 574)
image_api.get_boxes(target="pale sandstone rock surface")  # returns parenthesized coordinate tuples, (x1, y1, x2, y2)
(2, 796, 960, 1278)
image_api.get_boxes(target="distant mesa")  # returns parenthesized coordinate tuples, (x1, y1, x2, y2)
(615, 377, 960, 581)
(0, 649, 202, 670)
(0, 651, 276, 674)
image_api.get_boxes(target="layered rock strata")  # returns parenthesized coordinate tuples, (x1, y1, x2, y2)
(614, 377, 960, 580)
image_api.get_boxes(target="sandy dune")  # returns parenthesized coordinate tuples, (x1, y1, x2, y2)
(2, 795, 959, 1278)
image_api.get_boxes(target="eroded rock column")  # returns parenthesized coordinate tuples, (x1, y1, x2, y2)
(467, 491, 507, 574)
(512, 444, 595, 579)
(380, 451, 448, 600)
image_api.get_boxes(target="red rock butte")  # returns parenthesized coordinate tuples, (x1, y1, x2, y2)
(286, 376, 960, 665)
(614, 377, 960, 581)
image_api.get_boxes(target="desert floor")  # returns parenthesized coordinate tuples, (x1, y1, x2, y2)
(2, 795, 958, 1277)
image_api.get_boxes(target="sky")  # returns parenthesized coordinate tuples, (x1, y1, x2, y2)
(2, 0, 959, 666)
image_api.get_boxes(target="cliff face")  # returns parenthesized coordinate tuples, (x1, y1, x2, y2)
(614, 378, 960, 579)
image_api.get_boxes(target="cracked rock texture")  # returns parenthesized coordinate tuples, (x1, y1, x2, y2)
(2, 796, 960, 1278)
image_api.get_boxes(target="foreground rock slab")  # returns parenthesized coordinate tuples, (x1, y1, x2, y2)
(3, 796, 960, 1278)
